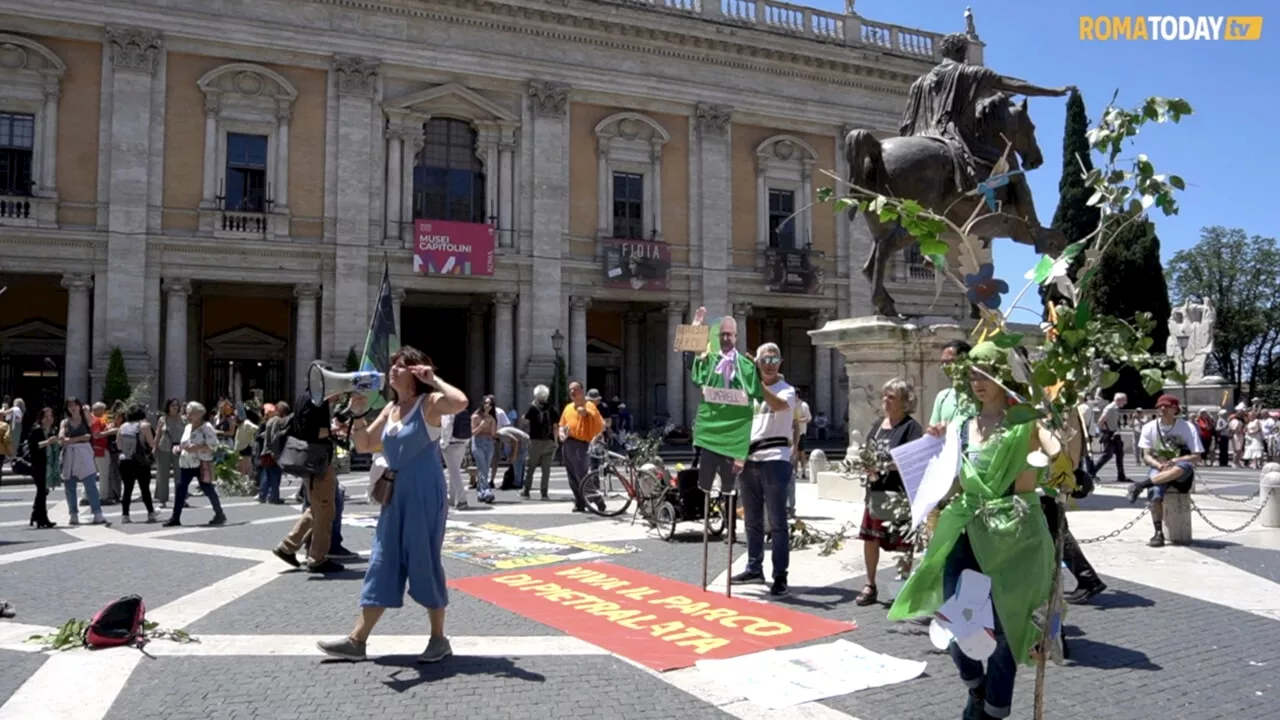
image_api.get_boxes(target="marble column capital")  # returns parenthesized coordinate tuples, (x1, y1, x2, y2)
(294, 283, 321, 299)
(162, 278, 192, 296)
(105, 25, 163, 75)
(469, 304, 488, 317)
(61, 273, 93, 293)
(665, 301, 688, 317)
(494, 292, 518, 307)
(528, 79, 571, 118)
(694, 102, 733, 136)
(623, 311, 645, 325)
(333, 55, 380, 98)
(390, 288, 406, 303)
(569, 296, 592, 312)
(732, 301, 753, 317)
(813, 308, 833, 324)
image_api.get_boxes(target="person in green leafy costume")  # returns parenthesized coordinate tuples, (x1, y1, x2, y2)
(889, 341, 1057, 720)
(686, 307, 786, 493)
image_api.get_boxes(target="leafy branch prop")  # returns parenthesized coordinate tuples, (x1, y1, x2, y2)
(26, 619, 199, 651)
(821, 94, 1193, 720)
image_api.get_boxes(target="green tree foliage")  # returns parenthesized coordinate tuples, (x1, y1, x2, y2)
(1166, 226, 1280, 398)
(1041, 91, 1101, 311)
(103, 347, 131, 406)
(1083, 220, 1172, 406)
(344, 346, 360, 372)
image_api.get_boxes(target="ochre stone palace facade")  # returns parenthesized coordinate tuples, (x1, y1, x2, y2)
(0, 0, 980, 430)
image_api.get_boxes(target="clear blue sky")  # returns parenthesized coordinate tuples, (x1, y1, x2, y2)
(812, 0, 1277, 322)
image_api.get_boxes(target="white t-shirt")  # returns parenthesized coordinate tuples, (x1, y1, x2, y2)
(795, 401, 812, 436)
(1098, 402, 1120, 432)
(497, 425, 529, 446)
(1138, 418, 1203, 457)
(748, 380, 798, 463)
(496, 408, 511, 429)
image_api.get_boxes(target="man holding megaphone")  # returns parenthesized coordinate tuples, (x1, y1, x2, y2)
(274, 362, 384, 574)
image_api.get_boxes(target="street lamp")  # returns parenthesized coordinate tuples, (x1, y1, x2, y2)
(551, 329, 564, 356)
(1176, 333, 1190, 411)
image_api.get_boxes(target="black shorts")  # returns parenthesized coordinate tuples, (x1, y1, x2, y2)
(796, 436, 806, 453)
(239, 447, 252, 457)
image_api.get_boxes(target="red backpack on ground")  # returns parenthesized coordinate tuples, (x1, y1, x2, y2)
(85, 595, 146, 649)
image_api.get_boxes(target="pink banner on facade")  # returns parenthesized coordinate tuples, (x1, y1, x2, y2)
(413, 220, 496, 276)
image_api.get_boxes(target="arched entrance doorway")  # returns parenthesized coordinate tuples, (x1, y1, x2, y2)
(203, 325, 287, 405)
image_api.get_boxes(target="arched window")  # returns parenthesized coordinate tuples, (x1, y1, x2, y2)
(413, 118, 486, 223)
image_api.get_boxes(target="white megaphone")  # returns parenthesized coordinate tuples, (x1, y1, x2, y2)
(308, 361, 384, 404)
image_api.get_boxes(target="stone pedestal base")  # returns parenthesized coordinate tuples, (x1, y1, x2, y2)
(1180, 380, 1234, 409)
(817, 470, 861, 503)
(1163, 492, 1193, 545)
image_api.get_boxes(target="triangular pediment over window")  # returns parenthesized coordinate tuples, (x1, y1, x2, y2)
(0, 320, 66, 356)
(204, 325, 288, 360)
(385, 83, 519, 124)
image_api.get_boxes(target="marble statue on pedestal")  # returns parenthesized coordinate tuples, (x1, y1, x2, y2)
(1167, 297, 1217, 383)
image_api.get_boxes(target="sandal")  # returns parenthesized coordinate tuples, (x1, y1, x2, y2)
(0, 600, 15, 619)
(855, 584, 879, 606)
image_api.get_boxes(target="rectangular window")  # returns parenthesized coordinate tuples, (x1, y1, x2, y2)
(612, 171, 644, 240)
(224, 133, 268, 212)
(903, 245, 931, 280)
(768, 189, 796, 249)
(0, 112, 36, 197)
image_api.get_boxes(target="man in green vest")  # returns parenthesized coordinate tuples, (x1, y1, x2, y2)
(687, 307, 792, 493)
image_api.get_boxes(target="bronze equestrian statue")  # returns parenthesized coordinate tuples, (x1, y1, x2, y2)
(846, 32, 1074, 318)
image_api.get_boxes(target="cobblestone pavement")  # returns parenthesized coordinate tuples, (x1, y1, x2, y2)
(1, 463, 1278, 719)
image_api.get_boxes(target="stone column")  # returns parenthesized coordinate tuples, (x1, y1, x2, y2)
(650, 143, 663, 239)
(527, 80, 571, 385)
(800, 161, 814, 245)
(400, 121, 423, 247)
(41, 82, 59, 192)
(695, 102, 733, 314)
(665, 302, 687, 424)
(201, 95, 218, 205)
(755, 166, 768, 253)
(390, 287, 405, 338)
(275, 105, 291, 211)
(61, 274, 93, 401)
(331, 55, 379, 354)
(163, 279, 191, 401)
(732, 301, 752, 353)
(763, 317, 781, 345)
(384, 125, 403, 242)
(569, 296, 590, 385)
(595, 145, 609, 236)
(498, 131, 516, 248)
(812, 309, 833, 421)
(623, 311, 643, 408)
(104, 26, 163, 376)
(467, 305, 486, 402)
(480, 126, 499, 228)
(293, 284, 320, 397)
(493, 293, 516, 409)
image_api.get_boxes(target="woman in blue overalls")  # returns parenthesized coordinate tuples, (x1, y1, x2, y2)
(318, 346, 469, 663)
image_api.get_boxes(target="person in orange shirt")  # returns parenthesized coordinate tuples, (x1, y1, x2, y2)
(558, 381, 603, 512)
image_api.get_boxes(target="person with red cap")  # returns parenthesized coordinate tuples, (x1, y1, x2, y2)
(1130, 394, 1202, 547)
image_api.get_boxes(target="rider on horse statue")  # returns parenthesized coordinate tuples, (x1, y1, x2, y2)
(900, 33, 1075, 226)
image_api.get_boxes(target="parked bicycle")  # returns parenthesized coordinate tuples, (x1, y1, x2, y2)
(581, 429, 667, 521)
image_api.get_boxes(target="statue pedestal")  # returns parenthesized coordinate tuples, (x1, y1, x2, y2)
(809, 315, 1041, 502)
(1180, 377, 1233, 409)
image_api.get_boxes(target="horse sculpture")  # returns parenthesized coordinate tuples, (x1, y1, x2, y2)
(846, 94, 1068, 317)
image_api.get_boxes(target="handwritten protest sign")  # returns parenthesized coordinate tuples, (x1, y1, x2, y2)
(674, 324, 710, 352)
(702, 387, 749, 406)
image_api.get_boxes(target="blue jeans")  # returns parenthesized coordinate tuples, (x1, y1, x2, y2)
(64, 473, 102, 517)
(738, 460, 791, 579)
(510, 444, 528, 490)
(258, 465, 282, 502)
(1148, 461, 1195, 499)
(471, 436, 495, 499)
(943, 533, 1016, 719)
(171, 467, 225, 523)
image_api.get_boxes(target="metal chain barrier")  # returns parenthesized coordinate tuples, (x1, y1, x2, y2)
(1196, 489, 1260, 504)
(1077, 508, 1149, 544)
(1190, 493, 1271, 535)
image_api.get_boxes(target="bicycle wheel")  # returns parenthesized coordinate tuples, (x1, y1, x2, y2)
(581, 467, 633, 517)
(705, 493, 726, 538)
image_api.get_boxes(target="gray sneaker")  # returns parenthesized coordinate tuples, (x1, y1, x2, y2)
(417, 636, 452, 664)
(316, 636, 367, 661)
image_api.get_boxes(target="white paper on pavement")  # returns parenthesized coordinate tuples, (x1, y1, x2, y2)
(694, 640, 927, 709)
(889, 423, 962, 529)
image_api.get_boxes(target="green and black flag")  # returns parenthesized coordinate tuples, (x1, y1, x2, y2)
(359, 262, 400, 410)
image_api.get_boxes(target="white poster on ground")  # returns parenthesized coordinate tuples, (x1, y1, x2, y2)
(695, 639, 927, 709)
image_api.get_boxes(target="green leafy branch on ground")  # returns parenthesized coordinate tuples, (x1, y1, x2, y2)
(25, 619, 199, 651)
(788, 519, 858, 556)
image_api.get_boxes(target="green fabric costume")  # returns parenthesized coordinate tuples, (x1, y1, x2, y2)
(689, 319, 764, 460)
(888, 384, 1054, 666)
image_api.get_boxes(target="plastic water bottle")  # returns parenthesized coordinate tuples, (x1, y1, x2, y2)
(1060, 562, 1078, 594)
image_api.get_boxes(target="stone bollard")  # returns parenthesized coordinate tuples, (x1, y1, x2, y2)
(808, 449, 828, 483)
(1260, 463, 1280, 529)
(1163, 491, 1194, 545)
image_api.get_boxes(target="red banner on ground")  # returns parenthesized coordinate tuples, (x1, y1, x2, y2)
(449, 561, 855, 671)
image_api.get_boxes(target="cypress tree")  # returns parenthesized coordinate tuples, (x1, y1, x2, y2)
(344, 346, 360, 372)
(103, 347, 131, 406)
(1085, 220, 1174, 406)
(1041, 90, 1100, 311)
